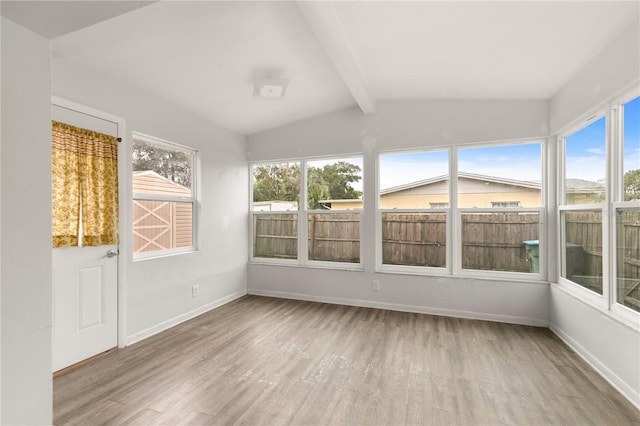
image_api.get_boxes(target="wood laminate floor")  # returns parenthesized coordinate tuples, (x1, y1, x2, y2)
(54, 295, 640, 425)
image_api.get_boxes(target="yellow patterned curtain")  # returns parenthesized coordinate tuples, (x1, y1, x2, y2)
(52, 121, 119, 248)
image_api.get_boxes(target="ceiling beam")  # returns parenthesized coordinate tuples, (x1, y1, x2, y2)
(297, 1, 376, 114)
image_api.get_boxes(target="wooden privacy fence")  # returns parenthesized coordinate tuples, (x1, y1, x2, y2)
(565, 210, 640, 311)
(253, 212, 541, 271)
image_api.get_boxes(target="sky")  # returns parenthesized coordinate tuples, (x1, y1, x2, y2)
(623, 96, 640, 174)
(379, 143, 541, 190)
(565, 96, 640, 182)
(254, 96, 640, 195)
(379, 96, 639, 191)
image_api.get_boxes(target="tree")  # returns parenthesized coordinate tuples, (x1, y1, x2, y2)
(133, 140, 192, 188)
(252, 161, 362, 209)
(252, 163, 300, 203)
(624, 168, 640, 201)
(307, 161, 362, 209)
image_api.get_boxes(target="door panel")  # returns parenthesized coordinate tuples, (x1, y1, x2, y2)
(52, 103, 119, 372)
(52, 246, 117, 371)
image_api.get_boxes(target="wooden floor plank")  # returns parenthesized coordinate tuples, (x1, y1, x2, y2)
(54, 295, 640, 425)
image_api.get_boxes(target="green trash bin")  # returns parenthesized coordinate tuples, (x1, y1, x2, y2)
(522, 240, 539, 273)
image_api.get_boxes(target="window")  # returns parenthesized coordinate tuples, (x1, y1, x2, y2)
(379, 150, 449, 271)
(306, 157, 362, 264)
(250, 156, 363, 266)
(132, 133, 197, 258)
(491, 201, 521, 208)
(430, 202, 449, 209)
(251, 161, 300, 261)
(560, 116, 606, 294)
(458, 142, 543, 275)
(615, 95, 640, 313)
(556, 90, 640, 324)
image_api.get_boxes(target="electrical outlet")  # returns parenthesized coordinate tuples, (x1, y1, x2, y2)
(192, 284, 199, 297)
(372, 280, 381, 292)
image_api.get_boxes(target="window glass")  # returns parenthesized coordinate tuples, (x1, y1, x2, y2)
(306, 157, 362, 210)
(565, 117, 606, 205)
(616, 209, 640, 312)
(623, 96, 640, 201)
(252, 162, 300, 211)
(379, 150, 448, 270)
(562, 210, 603, 294)
(253, 213, 297, 260)
(251, 162, 300, 260)
(132, 136, 196, 256)
(379, 150, 449, 209)
(458, 143, 542, 208)
(382, 212, 446, 267)
(308, 213, 359, 263)
(461, 212, 540, 273)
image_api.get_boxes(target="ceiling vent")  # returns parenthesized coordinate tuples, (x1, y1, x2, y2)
(253, 77, 289, 99)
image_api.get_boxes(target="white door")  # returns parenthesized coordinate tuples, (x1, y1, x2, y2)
(52, 102, 120, 372)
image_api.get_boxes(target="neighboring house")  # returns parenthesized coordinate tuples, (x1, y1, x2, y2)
(253, 200, 298, 211)
(321, 172, 541, 209)
(320, 173, 605, 209)
(133, 171, 193, 253)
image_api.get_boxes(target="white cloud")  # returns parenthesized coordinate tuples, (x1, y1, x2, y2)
(585, 148, 606, 155)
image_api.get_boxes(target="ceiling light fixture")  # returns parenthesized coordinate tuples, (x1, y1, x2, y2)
(253, 77, 289, 99)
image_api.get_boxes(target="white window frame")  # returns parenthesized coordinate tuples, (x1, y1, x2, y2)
(377, 148, 452, 276)
(249, 155, 364, 270)
(557, 110, 608, 308)
(455, 139, 546, 281)
(556, 88, 640, 329)
(376, 140, 545, 281)
(610, 89, 640, 324)
(132, 132, 198, 261)
(456, 207, 546, 280)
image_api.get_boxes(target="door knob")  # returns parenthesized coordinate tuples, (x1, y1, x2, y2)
(105, 249, 119, 258)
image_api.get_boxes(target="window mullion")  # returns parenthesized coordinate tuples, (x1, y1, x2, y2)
(299, 160, 308, 265)
(450, 146, 459, 275)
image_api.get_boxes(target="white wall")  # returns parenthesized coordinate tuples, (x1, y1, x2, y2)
(247, 99, 550, 327)
(549, 286, 640, 407)
(549, 17, 640, 408)
(248, 99, 549, 161)
(550, 17, 640, 134)
(52, 57, 248, 344)
(1, 17, 53, 425)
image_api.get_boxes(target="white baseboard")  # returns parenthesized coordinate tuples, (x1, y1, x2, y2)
(549, 322, 640, 410)
(247, 288, 549, 327)
(125, 290, 246, 346)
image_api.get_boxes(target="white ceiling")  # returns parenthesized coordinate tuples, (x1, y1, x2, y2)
(3, 1, 639, 135)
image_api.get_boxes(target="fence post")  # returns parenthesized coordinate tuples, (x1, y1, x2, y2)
(309, 214, 316, 259)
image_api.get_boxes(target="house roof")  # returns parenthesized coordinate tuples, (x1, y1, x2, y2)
(380, 172, 541, 195)
(132, 170, 191, 196)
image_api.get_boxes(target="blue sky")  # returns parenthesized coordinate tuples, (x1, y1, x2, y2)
(264, 96, 639, 193)
(565, 95, 640, 182)
(624, 96, 640, 174)
(379, 143, 541, 190)
(378, 96, 639, 190)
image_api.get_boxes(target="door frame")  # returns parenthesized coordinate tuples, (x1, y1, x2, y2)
(52, 96, 128, 349)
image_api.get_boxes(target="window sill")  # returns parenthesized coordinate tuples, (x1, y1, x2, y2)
(133, 248, 198, 262)
(551, 282, 640, 332)
(248, 259, 364, 273)
(376, 266, 548, 285)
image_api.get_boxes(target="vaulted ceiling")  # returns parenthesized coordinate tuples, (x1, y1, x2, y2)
(3, 1, 639, 135)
